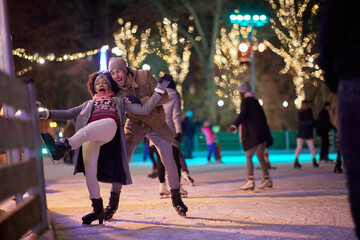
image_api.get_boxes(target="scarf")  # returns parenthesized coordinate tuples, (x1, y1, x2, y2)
(93, 90, 115, 100)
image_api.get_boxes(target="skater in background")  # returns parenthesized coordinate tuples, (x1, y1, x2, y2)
(182, 110, 195, 158)
(201, 121, 220, 164)
(162, 80, 194, 186)
(193, 119, 203, 151)
(334, 147, 343, 173)
(316, 101, 336, 162)
(294, 100, 318, 168)
(157, 79, 193, 197)
(143, 137, 149, 162)
(39, 70, 169, 224)
(228, 81, 273, 191)
(144, 137, 158, 178)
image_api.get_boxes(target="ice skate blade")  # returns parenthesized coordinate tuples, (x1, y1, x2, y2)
(181, 194, 188, 198)
(174, 208, 187, 217)
(240, 189, 255, 192)
(160, 194, 170, 199)
(178, 212, 186, 217)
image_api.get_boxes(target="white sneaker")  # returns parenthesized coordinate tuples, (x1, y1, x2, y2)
(159, 183, 170, 198)
(257, 178, 273, 189)
(240, 179, 255, 191)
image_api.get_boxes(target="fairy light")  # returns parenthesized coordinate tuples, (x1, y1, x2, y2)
(12, 48, 100, 63)
(113, 18, 154, 69)
(16, 66, 32, 76)
(214, 24, 248, 113)
(265, 0, 324, 109)
(156, 18, 192, 97)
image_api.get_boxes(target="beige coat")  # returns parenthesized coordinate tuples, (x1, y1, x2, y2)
(117, 69, 173, 143)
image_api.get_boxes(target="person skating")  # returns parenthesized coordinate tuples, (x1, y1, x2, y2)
(163, 79, 194, 186)
(108, 57, 187, 216)
(146, 78, 190, 197)
(39, 70, 170, 224)
(294, 100, 318, 168)
(228, 82, 273, 191)
(316, 101, 336, 162)
(182, 110, 195, 159)
(201, 121, 219, 164)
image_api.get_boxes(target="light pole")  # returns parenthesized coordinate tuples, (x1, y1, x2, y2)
(230, 14, 268, 93)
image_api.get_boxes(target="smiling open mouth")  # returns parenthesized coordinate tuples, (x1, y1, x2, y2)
(99, 88, 106, 93)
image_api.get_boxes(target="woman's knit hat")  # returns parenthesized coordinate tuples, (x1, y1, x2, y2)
(94, 71, 112, 90)
(108, 57, 128, 74)
(237, 81, 251, 93)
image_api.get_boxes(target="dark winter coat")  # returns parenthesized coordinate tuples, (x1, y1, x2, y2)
(46, 93, 162, 185)
(297, 108, 315, 139)
(232, 97, 273, 151)
(316, 108, 335, 136)
(318, 0, 360, 93)
(182, 116, 195, 138)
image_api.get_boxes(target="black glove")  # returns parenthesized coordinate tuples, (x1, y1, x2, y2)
(155, 73, 172, 93)
(125, 95, 141, 104)
(159, 73, 173, 83)
(174, 132, 183, 142)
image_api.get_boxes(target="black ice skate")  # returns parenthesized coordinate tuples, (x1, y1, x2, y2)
(171, 189, 188, 217)
(41, 132, 71, 161)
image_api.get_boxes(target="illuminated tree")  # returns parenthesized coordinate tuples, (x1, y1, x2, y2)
(214, 24, 247, 113)
(264, 0, 323, 108)
(113, 18, 153, 68)
(151, 0, 223, 124)
(156, 18, 192, 95)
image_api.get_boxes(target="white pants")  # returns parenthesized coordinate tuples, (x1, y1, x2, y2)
(68, 118, 121, 199)
(295, 138, 316, 159)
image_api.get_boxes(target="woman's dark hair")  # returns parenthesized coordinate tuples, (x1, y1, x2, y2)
(87, 71, 119, 96)
(300, 100, 312, 111)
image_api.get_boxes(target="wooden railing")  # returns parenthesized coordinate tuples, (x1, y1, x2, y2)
(0, 71, 51, 240)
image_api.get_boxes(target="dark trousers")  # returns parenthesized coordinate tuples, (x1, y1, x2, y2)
(320, 133, 330, 160)
(148, 146, 158, 170)
(338, 79, 360, 238)
(183, 135, 193, 158)
(158, 146, 181, 183)
(336, 147, 342, 166)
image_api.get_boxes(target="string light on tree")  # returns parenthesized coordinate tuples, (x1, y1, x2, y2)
(264, 0, 324, 108)
(156, 18, 192, 96)
(113, 18, 154, 68)
(214, 24, 247, 113)
(142, 64, 151, 70)
(16, 66, 32, 76)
